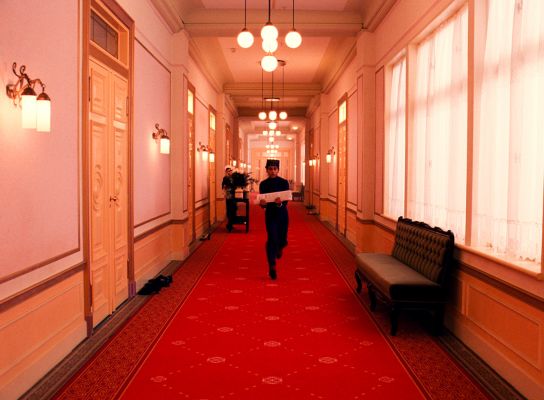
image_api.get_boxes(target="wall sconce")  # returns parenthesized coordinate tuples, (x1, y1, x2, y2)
(152, 123, 170, 154)
(232, 160, 237, 167)
(309, 154, 319, 167)
(209, 151, 215, 163)
(6, 62, 51, 132)
(326, 147, 335, 163)
(197, 142, 210, 161)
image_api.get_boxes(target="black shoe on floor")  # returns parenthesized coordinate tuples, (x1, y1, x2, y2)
(269, 267, 277, 280)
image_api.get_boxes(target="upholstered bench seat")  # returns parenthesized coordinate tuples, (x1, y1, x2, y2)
(354, 217, 454, 336)
(356, 253, 443, 302)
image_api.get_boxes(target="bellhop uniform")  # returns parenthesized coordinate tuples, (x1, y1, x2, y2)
(259, 162, 289, 270)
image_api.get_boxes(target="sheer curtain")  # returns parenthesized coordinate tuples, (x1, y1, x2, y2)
(384, 57, 406, 219)
(473, 0, 544, 263)
(408, 7, 468, 241)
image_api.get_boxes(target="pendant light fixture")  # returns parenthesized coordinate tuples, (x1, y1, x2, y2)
(236, 0, 254, 48)
(285, 0, 302, 49)
(260, 0, 278, 72)
(268, 71, 277, 121)
(279, 61, 288, 120)
(258, 68, 267, 120)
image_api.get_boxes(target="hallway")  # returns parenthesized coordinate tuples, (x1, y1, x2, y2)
(49, 203, 490, 400)
(2, 1, 544, 398)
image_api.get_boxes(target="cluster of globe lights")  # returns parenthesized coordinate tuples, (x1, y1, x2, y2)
(236, 5, 302, 73)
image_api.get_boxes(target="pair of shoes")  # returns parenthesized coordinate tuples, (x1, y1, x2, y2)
(269, 267, 277, 280)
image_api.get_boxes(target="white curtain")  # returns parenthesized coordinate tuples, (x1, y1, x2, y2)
(473, 0, 544, 262)
(408, 7, 468, 241)
(384, 57, 406, 219)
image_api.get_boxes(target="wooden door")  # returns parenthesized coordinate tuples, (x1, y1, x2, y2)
(337, 98, 347, 235)
(209, 108, 216, 224)
(89, 59, 129, 326)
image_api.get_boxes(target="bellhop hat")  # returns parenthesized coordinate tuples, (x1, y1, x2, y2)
(265, 159, 280, 168)
(225, 165, 233, 171)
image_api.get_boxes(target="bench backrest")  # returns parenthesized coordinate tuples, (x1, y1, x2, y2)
(391, 217, 455, 284)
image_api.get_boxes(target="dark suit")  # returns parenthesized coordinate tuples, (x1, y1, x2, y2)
(259, 176, 289, 267)
(222, 176, 236, 231)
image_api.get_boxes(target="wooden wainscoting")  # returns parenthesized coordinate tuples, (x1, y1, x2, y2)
(0, 271, 86, 399)
(134, 225, 173, 292)
(446, 270, 544, 399)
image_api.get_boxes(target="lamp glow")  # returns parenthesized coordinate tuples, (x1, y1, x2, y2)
(237, 29, 254, 48)
(285, 30, 302, 49)
(261, 23, 278, 41)
(36, 91, 51, 132)
(209, 152, 215, 163)
(258, 111, 267, 120)
(21, 87, 37, 129)
(279, 111, 287, 120)
(268, 110, 277, 121)
(326, 153, 332, 163)
(268, 121, 277, 130)
(261, 55, 278, 72)
(262, 39, 278, 53)
(160, 137, 170, 154)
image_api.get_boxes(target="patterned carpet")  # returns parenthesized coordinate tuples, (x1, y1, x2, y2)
(40, 201, 506, 399)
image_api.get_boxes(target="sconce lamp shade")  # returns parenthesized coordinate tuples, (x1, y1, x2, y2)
(21, 86, 37, 129)
(237, 29, 254, 48)
(279, 111, 288, 120)
(261, 23, 278, 41)
(268, 110, 277, 121)
(209, 152, 215, 163)
(285, 30, 302, 49)
(262, 39, 278, 53)
(261, 55, 278, 72)
(160, 137, 170, 154)
(258, 111, 267, 120)
(233, 160, 237, 166)
(36, 91, 51, 132)
(202, 148, 209, 161)
(326, 153, 332, 163)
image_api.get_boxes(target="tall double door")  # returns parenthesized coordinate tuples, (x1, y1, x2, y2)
(89, 59, 129, 327)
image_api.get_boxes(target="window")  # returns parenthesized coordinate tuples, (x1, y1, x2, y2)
(384, 57, 406, 219)
(408, 6, 468, 242)
(91, 11, 119, 58)
(472, 0, 544, 267)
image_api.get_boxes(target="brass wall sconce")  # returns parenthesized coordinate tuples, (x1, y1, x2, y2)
(152, 123, 170, 154)
(6, 62, 51, 132)
(309, 154, 319, 167)
(197, 142, 210, 161)
(326, 147, 335, 163)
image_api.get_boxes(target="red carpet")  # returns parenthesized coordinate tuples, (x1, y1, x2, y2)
(54, 201, 491, 399)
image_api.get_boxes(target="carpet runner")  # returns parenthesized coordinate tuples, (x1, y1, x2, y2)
(54, 201, 492, 399)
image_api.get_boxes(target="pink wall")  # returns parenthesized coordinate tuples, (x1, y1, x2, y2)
(134, 43, 172, 226)
(0, 0, 80, 280)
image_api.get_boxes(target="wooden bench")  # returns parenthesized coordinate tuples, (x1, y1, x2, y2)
(354, 217, 454, 335)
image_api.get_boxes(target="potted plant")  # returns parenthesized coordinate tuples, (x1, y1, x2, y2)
(231, 171, 249, 198)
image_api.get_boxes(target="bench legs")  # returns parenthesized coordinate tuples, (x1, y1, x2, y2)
(354, 270, 363, 293)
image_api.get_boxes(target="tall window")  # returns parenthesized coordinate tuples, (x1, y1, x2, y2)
(473, 0, 544, 265)
(384, 57, 406, 218)
(408, 6, 468, 242)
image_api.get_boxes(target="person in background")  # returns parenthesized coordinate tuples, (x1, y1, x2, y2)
(221, 166, 236, 232)
(259, 159, 289, 280)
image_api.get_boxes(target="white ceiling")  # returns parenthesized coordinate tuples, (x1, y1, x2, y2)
(151, 0, 396, 136)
